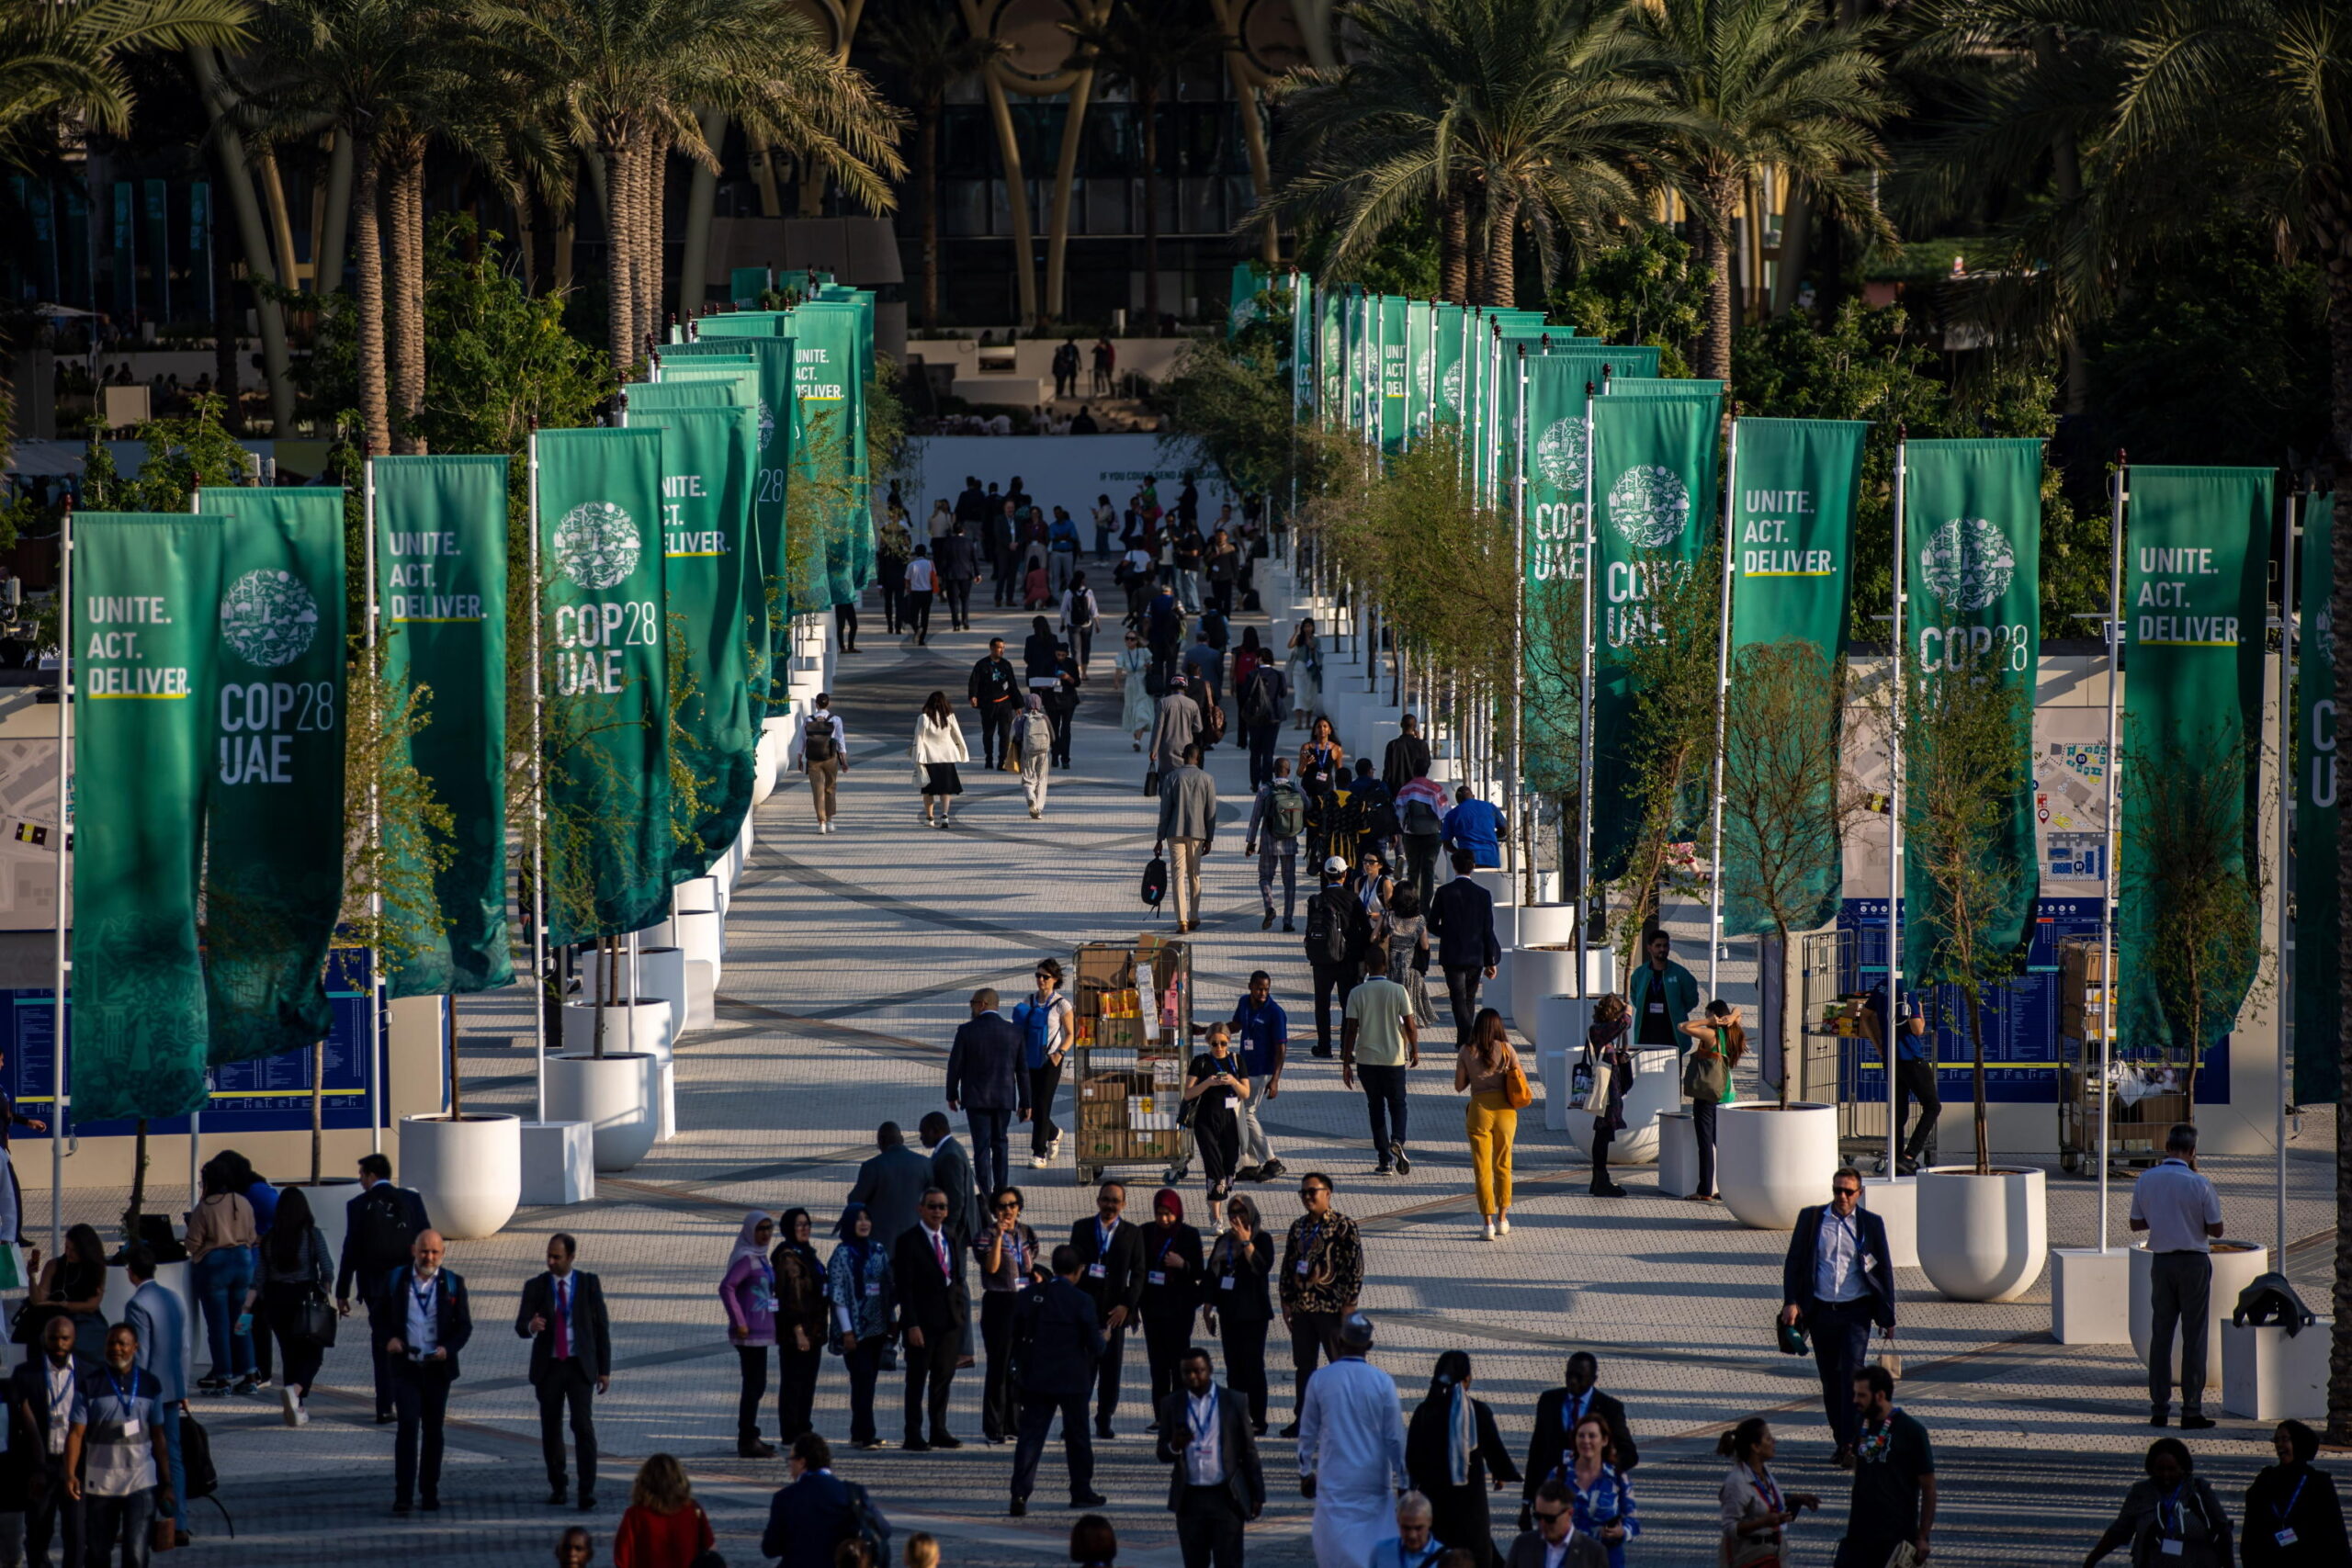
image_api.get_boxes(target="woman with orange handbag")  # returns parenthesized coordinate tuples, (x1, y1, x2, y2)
(1453, 1009, 1527, 1243)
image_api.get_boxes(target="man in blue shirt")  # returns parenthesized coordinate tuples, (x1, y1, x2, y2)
(1440, 787, 1503, 869)
(1228, 971, 1290, 1181)
(1864, 984, 1935, 1174)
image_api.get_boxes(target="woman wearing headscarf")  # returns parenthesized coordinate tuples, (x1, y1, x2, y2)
(720, 1213, 778, 1457)
(1115, 628, 1156, 750)
(2245, 1419, 2349, 1565)
(1201, 1192, 1274, 1435)
(1137, 1189, 1204, 1420)
(1405, 1351, 1520, 1568)
(770, 1208, 830, 1444)
(1015, 693, 1057, 818)
(2086, 1438, 2234, 1568)
(827, 1202, 895, 1450)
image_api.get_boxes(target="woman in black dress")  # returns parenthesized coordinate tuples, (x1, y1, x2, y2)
(2245, 1419, 2350, 1566)
(1202, 1192, 1275, 1434)
(1405, 1350, 1521, 1568)
(1184, 1022, 1250, 1203)
(1138, 1189, 1204, 1420)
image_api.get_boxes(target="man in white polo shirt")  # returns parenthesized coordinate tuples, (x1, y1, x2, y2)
(2129, 1122, 2224, 1429)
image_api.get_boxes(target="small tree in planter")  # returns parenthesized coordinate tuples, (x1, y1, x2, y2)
(2124, 729, 2271, 1109)
(1894, 662, 2031, 1173)
(1611, 544, 1724, 966)
(1719, 638, 1870, 1105)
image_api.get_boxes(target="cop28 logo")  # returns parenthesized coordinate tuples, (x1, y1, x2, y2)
(220, 569, 318, 667)
(1534, 418, 1588, 493)
(1441, 359, 1464, 413)
(758, 400, 776, 448)
(1917, 517, 2014, 612)
(1607, 465, 1690, 548)
(554, 502, 641, 590)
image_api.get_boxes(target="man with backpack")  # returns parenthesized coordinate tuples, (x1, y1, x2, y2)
(1395, 770, 1449, 908)
(1247, 757, 1307, 932)
(1344, 759, 1400, 871)
(968, 638, 1021, 771)
(1238, 660, 1289, 790)
(793, 694, 849, 834)
(1303, 858, 1374, 1060)
(763, 1433, 890, 1568)
(335, 1152, 432, 1425)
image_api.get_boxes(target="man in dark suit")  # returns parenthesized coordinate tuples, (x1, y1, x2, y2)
(515, 1231, 611, 1511)
(1068, 1179, 1148, 1438)
(335, 1151, 433, 1423)
(380, 1229, 474, 1512)
(920, 1113, 980, 1247)
(946, 988, 1031, 1200)
(1520, 1351, 1639, 1521)
(13, 1314, 85, 1567)
(847, 1122, 934, 1247)
(1156, 1348, 1263, 1568)
(1780, 1167, 1897, 1468)
(891, 1189, 969, 1450)
(761, 1432, 865, 1568)
(1009, 1245, 1105, 1516)
(1503, 1478, 1609, 1568)
(1428, 848, 1502, 1044)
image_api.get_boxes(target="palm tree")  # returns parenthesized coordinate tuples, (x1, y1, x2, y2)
(1062, 0, 1227, 332)
(0, 0, 250, 162)
(865, 0, 1006, 329)
(1630, 0, 1895, 382)
(471, 0, 904, 374)
(1257, 0, 1694, 310)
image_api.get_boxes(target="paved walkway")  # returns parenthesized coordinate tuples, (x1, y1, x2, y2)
(56, 557, 2347, 1565)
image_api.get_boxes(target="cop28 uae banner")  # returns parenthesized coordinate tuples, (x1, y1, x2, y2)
(788, 301, 860, 607)
(196, 487, 348, 1066)
(1721, 418, 1867, 937)
(1588, 387, 1722, 875)
(625, 401, 762, 879)
(1899, 438, 2042, 987)
(536, 427, 672, 945)
(375, 455, 511, 997)
(2296, 491, 2338, 1101)
(665, 335, 797, 682)
(72, 513, 222, 1121)
(1519, 355, 1592, 794)
(2120, 466, 2272, 1060)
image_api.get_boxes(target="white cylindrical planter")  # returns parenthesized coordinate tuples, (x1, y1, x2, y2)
(1915, 1167, 2049, 1303)
(674, 908, 723, 984)
(1517, 903, 1579, 948)
(683, 867, 728, 922)
(1656, 1111, 1698, 1196)
(1716, 1103, 1839, 1230)
(1563, 1048, 1680, 1165)
(561, 998, 673, 1061)
(398, 1113, 523, 1239)
(2131, 1240, 2270, 1389)
(580, 948, 687, 1045)
(753, 723, 783, 806)
(544, 1052, 660, 1172)
(1510, 945, 1606, 1033)
(1860, 1175, 1919, 1269)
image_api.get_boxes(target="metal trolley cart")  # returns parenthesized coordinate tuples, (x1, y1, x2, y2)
(1069, 936, 1195, 1188)
(2055, 938, 2184, 1173)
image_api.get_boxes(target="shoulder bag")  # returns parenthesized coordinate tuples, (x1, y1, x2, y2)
(1501, 1049, 1534, 1111)
(1683, 1035, 1729, 1103)
(1580, 1049, 1614, 1116)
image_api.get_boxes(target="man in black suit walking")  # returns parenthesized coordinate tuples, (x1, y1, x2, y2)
(847, 1122, 935, 1248)
(1069, 1180, 1148, 1438)
(891, 1190, 969, 1451)
(380, 1229, 474, 1513)
(516, 1232, 611, 1511)
(1520, 1351, 1639, 1522)
(947, 989, 1031, 1201)
(1157, 1348, 1263, 1568)
(1008, 1245, 1105, 1516)
(1780, 1167, 1896, 1469)
(335, 1151, 433, 1423)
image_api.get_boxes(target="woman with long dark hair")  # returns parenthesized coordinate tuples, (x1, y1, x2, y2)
(911, 691, 969, 829)
(260, 1185, 333, 1422)
(1717, 1418, 1817, 1567)
(1584, 995, 1635, 1199)
(1201, 1192, 1274, 1435)
(1454, 1009, 1524, 1243)
(771, 1208, 830, 1444)
(1679, 1000, 1745, 1204)
(1405, 1351, 1520, 1568)
(182, 1165, 257, 1390)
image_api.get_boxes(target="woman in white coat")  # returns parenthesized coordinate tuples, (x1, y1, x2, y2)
(911, 689, 970, 829)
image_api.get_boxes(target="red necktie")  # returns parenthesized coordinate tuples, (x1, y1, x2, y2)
(934, 1232, 950, 1280)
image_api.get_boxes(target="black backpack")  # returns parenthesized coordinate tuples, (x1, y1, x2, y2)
(846, 1480, 891, 1565)
(1304, 890, 1351, 964)
(352, 1185, 419, 1271)
(178, 1410, 219, 1498)
(803, 713, 838, 763)
(1141, 853, 1169, 910)
(1069, 592, 1094, 629)
(1240, 668, 1275, 727)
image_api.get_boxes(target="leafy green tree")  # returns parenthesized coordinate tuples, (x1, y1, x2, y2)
(1629, 0, 1895, 382)
(0, 0, 249, 166)
(1549, 222, 1712, 375)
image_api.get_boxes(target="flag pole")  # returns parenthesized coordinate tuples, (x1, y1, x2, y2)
(1577, 380, 1597, 996)
(2098, 455, 2125, 1251)
(1888, 430, 1906, 1179)
(2275, 484, 2297, 1258)
(1708, 413, 1738, 1002)
(1510, 343, 1527, 903)
(527, 425, 548, 1126)
(364, 454, 384, 1153)
(48, 500, 72, 1258)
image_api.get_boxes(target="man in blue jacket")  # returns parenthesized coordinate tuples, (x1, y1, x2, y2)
(946, 988, 1031, 1201)
(1009, 1246, 1107, 1516)
(1440, 786, 1504, 869)
(1779, 1168, 1896, 1470)
(763, 1433, 881, 1568)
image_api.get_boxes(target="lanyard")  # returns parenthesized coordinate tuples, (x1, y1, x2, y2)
(1005, 1230, 1026, 1275)
(2160, 1484, 2186, 1539)
(1097, 1218, 1118, 1258)
(107, 1368, 137, 1415)
(1752, 1466, 1782, 1515)
(1156, 1228, 1181, 1266)
(1188, 1391, 1217, 1445)
(412, 1273, 437, 1320)
(2278, 1473, 2308, 1524)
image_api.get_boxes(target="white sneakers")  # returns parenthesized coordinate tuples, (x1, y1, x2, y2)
(1482, 1219, 1496, 1242)
(1032, 1154, 1049, 1168)
(280, 1385, 302, 1427)
(1498, 1213, 1510, 1235)
(1049, 1132, 1063, 1157)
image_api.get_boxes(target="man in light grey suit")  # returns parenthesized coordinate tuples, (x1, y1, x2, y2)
(847, 1122, 935, 1248)
(125, 1244, 190, 1544)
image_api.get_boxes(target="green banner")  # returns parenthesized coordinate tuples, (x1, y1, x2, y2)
(1227, 261, 1268, 335)
(1721, 418, 1866, 937)
(2296, 491, 2337, 1101)
(1378, 296, 1407, 451)
(666, 336, 799, 684)
(729, 266, 771, 308)
(72, 513, 222, 1122)
(2120, 466, 2272, 1062)
(1290, 273, 1314, 413)
(1612, 377, 1724, 398)
(196, 488, 348, 1066)
(1900, 438, 2043, 987)
(1588, 387, 1722, 874)
(632, 375, 750, 411)
(1404, 299, 1433, 444)
(695, 311, 788, 339)
(789, 301, 860, 604)
(626, 401, 761, 879)
(536, 427, 672, 945)
(1521, 355, 1593, 793)
(1318, 288, 1345, 420)
(375, 456, 512, 997)
(1433, 304, 1465, 426)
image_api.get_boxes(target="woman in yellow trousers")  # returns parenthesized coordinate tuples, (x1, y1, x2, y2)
(1454, 1008, 1523, 1242)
